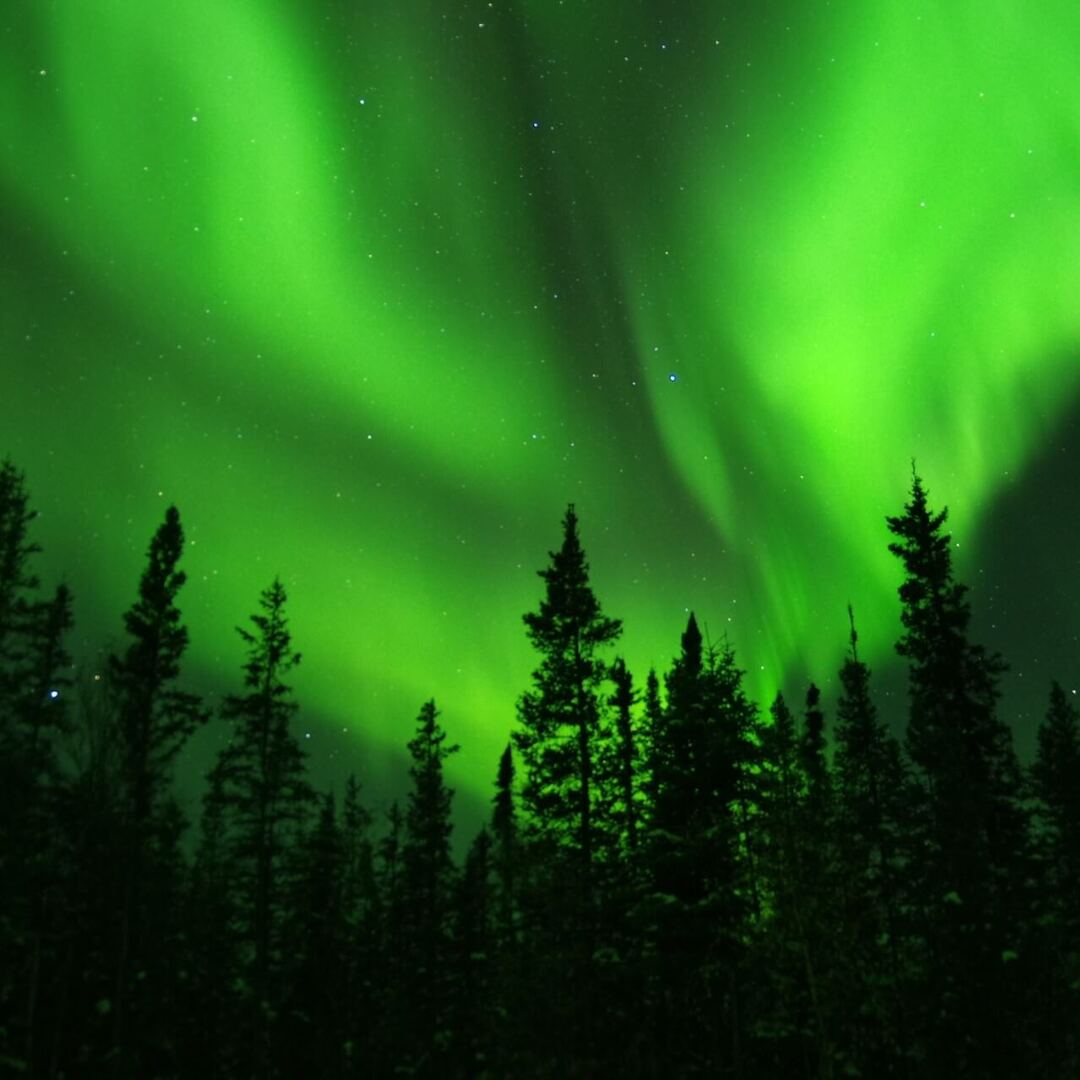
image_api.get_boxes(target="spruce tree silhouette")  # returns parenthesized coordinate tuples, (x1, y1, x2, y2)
(755, 692, 815, 1073)
(0, 464, 71, 859)
(212, 576, 315, 1080)
(490, 742, 517, 949)
(832, 607, 912, 1077)
(0, 462, 74, 783)
(886, 469, 1032, 1080)
(646, 615, 758, 1076)
(107, 504, 206, 1076)
(512, 504, 621, 1071)
(514, 504, 621, 900)
(400, 699, 459, 1075)
(0, 464, 74, 1077)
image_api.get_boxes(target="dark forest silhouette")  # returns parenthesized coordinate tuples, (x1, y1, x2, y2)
(1, 457, 1078, 1078)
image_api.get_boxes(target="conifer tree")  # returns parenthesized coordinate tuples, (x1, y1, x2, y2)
(646, 616, 758, 1074)
(0, 472, 70, 844)
(107, 504, 205, 1073)
(404, 701, 459, 920)
(490, 742, 517, 947)
(886, 470, 1032, 1078)
(832, 610, 912, 1076)
(212, 577, 315, 1078)
(650, 613, 704, 900)
(400, 699, 459, 1070)
(753, 693, 813, 1070)
(0, 466, 73, 1077)
(753, 685, 852, 1077)
(514, 504, 621, 891)
(651, 619, 759, 910)
(834, 611, 907, 868)
(511, 506, 622, 1070)
(109, 506, 204, 828)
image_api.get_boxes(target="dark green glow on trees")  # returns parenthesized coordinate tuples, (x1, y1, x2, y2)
(1, 461, 1080, 1075)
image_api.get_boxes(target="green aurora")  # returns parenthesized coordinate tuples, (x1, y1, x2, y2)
(3, 1, 1080, 813)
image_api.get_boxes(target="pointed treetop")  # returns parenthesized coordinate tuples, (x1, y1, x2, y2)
(495, 742, 514, 793)
(544, 503, 584, 580)
(769, 692, 795, 735)
(846, 603, 859, 663)
(886, 470, 952, 562)
(116, 505, 188, 667)
(233, 576, 301, 691)
(523, 503, 621, 652)
(407, 698, 459, 767)
(491, 742, 516, 853)
(609, 655, 634, 709)
(110, 504, 200, 713)
(681, 612, 702, 668)
(886, 468, 971, 657)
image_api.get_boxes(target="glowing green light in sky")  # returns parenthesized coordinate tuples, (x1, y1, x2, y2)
(3, 1, 1078, 806)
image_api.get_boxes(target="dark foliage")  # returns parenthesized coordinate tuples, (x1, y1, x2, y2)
(0, 467, 1077, 1079)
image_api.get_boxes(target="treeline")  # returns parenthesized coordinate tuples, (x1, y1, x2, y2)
(1, 457, 1079, 1079)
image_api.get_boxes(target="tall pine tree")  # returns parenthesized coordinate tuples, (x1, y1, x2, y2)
(490, 742, 517, 948)
(886, 470, 1032, 1079)
(514, 504, 621, 894)
(0, 466, 73, 1077)
(512, 505, 621, 1071)
(646, 616, 759, 1076)
(212, 577, 315, 1079)
(832, 609, 913, 1077)
(400, 700, 459, 1073)
(107, 504, 205, 1075)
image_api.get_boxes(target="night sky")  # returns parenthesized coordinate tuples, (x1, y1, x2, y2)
(4, 2, 1080, 824)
